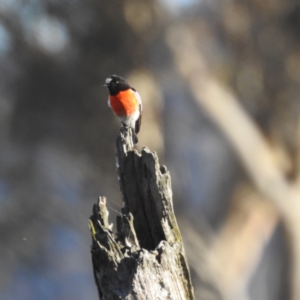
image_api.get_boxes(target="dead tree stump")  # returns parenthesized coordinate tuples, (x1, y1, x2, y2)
(89, 127, 194, 300)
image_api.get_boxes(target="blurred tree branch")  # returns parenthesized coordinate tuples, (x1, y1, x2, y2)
(167, 25, 300, 300)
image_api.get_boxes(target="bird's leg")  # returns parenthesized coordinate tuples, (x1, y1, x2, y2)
(121, 123, 138, 145)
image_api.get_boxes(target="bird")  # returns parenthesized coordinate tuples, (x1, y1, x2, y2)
(104, 75, 142, 144)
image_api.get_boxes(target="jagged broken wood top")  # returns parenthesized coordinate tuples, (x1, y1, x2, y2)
(89, 127, 194, 300)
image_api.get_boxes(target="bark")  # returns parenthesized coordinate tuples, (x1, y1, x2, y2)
(89, 127, 194, 300)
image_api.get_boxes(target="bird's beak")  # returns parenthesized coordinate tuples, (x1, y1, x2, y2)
(103, 84, 108, 87)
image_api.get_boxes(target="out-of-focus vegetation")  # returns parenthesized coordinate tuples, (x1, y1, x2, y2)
(0, 0, 299, 299)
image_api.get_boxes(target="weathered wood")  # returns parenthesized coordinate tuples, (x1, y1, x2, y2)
(89, 127, 194, 300)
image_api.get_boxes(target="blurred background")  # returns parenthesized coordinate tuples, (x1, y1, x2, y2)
(1, 0, 300, 299)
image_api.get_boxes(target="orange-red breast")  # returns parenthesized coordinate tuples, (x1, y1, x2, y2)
(104, 75, 142, 144)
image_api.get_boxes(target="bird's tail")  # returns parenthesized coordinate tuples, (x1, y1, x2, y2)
(132, 114, 142, 144)
(135, 114, 142, 134)
(133, 133, 138, 144)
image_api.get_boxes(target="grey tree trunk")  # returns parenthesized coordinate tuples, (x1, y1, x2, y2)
(89, 127, 195, 300)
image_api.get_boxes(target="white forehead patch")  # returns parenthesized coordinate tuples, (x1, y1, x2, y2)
(105, 78, 112, 85)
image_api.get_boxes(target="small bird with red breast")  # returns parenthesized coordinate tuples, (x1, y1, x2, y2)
(104, 75, 142, 144)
